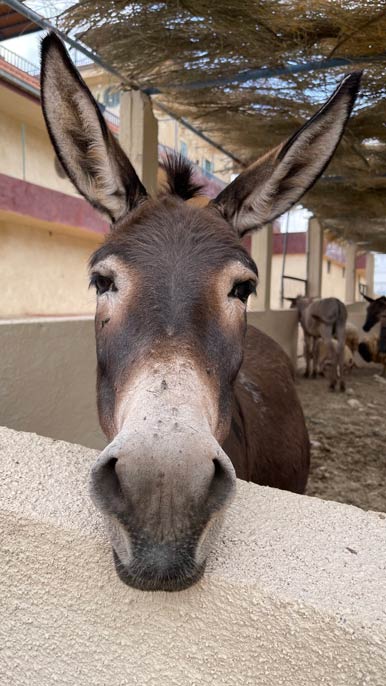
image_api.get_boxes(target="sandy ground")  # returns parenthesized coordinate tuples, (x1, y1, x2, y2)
(296, 366, 386, 513)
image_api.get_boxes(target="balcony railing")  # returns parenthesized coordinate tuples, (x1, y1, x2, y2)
(0, 45, 39, 78)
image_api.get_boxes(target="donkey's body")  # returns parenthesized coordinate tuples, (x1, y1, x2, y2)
(41, 34, 360, 591)
(292, 296, 348, 391)
(224, 326, 309, 492)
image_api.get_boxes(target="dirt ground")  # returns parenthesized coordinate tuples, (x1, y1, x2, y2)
(296, 366, 386, 513)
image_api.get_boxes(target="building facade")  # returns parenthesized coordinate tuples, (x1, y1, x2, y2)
(0, 45, 376, 319)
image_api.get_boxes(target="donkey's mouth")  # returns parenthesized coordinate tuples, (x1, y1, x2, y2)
(112, 548, 206, 592)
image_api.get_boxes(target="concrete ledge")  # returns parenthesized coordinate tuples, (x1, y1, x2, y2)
(1, 427, 385, 685)
(248, 309, 298, 365)
(0, 317, 106, 450)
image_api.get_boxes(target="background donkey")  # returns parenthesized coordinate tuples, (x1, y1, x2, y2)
(362, 294, 386, 332)
(359, 295, 386, 376)
(288, 296, 348, 391)
(41, 33, 360, 591)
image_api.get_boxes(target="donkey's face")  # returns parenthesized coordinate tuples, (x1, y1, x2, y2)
(41, 33, 360, 591)
(363, 295, 386, 332)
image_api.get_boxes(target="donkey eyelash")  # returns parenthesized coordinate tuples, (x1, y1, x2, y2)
(89, 272, 117, 295)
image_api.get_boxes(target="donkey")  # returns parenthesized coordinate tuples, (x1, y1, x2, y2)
(288, 296, 348, 391)
(362, 294, 386, 332)
(41, 33, 360, 591)
(360, 295, 386, 376)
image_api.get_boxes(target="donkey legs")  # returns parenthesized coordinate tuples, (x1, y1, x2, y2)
(311, 336, 319, 378)
(335, 323, 346, 392)
(303, 334, 312, 378)
(319, 325, 337, 391)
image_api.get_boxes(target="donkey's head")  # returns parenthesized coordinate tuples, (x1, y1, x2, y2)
(363, 295, 386, 332)
(41, 34, 360, 591)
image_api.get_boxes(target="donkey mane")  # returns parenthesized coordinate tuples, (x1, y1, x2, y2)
(160, 153, 204, 201)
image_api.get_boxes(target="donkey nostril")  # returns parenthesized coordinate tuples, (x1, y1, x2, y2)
(90, 455, 125, 514)
(207, 457, 236, 511)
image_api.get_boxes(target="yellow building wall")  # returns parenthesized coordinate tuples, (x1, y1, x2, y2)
(0, 220, 101, 318)
(0, 85, 77, 196)
(270, 254, 307, 309)
(155, 110, 233, 183)
(270, 253, 364, 309)
(80, 67, 235, 184)
(321, 259, 346, 301)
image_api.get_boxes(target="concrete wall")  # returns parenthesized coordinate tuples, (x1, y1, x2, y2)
(0, 313, 297, 450)
(248, 309, 298, 365)
(0, 317, 105, 449)
(1, 426, 385, 685)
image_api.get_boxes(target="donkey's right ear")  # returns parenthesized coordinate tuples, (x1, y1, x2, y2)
(41, 33, 147, 223)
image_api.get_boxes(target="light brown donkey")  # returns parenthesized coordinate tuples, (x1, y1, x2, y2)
(41, 34, 360, 591)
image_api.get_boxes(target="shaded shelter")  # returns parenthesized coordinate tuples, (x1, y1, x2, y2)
(61, 1, 386, 250)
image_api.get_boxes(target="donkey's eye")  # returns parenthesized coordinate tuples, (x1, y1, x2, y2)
(89, 273, 116, 295)
(228, 280, 256, 304)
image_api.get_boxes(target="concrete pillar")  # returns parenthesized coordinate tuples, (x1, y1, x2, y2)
(365, 252, 375, 298)
(119, 90, 158, 196)
(306, 217, 323, 298)
(248, 223, 273, 311)
(345, 242, 357, 304)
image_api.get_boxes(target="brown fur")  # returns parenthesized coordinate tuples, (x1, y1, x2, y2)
(224, 327, 309, 493)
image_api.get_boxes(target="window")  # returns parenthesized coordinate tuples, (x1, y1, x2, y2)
(327, 260, 331, 274)
(102, 87, 120, 108)
(203, 158, 213, 175)
(180, 141, 188, 158)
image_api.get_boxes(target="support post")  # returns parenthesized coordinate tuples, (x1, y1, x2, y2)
(119, 90, 158, 196)
(248, 224, 273, 311)
(345, 242, 357, 304)
(365, 252, 375, 299)
(306, 217, 323, 298)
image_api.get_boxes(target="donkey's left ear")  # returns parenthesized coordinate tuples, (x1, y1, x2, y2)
(211, 72, 361, 236)
(41, 33, 147, 223)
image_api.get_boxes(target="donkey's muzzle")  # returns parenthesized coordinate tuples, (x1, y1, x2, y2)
(112, 545, 205, 592)
(89, 433, 236, 591)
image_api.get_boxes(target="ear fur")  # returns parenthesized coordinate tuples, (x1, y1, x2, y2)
(211, 72, 362, 236)
(41, 33, 147, 223)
